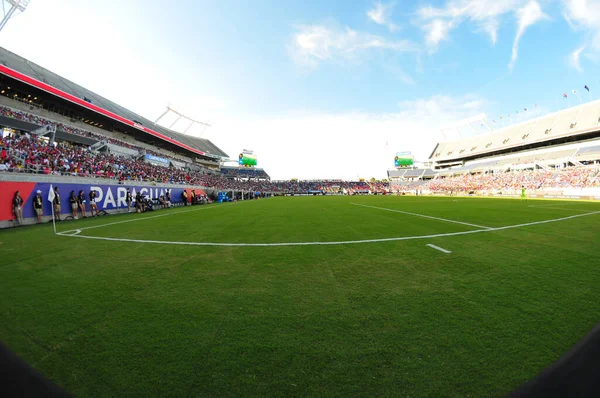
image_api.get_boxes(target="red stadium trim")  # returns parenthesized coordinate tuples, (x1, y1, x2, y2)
(0, 64, 207, 156)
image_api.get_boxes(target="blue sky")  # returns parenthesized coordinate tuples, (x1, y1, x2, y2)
(1, 0, 599, 179)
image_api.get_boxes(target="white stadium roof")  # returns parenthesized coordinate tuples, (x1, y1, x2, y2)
(430, 99, 600, 163)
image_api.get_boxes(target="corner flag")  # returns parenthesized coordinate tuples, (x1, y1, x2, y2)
(48, 185, 56, 234)
(48, 184, 55, 203)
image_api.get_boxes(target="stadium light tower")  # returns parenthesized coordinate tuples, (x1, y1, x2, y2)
(0, 0, 30, 33)
(154, 105, 211, 136)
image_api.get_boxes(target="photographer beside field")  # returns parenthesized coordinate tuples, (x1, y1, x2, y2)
(135, 192, 145, 213)
(126, 188, 133, 213)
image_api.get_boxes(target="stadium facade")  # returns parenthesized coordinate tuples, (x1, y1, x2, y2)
(388, 99, 600, 198)
(0, 47, 228, 162)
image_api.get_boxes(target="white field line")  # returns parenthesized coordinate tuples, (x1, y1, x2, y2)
(426, 244, 451, 254)
(355, 199, 463, 204)
(528, 206, 591, 213)
(350, 202, 492, 230)
(528, 203, 574, 208)
(56, 210, 600, 247)
(59, 229, 82, 236)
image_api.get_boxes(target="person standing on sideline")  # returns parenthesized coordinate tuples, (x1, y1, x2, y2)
(126, 188, 133, 213)
(182, 190, 188, 206)
(77, 190, 86, 218)
(13, 191, 23, 225)
(135, 191, 142, 212)
(89, 190, 98, 217)
(165, 190, 171, 208)
(33, 190, 43, 223)
(53, 186, 61, 221)
(69, 190, 78, 219)
(521, 185, 527, 201)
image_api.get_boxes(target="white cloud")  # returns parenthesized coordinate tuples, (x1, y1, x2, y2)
(397, 94, 487, 120)
(562, 0, 600, 72)
(416, 0, 546, 62)
(367, 1, 400, 32)
(203, 95, 488, 180)
(417, 0, 523, 48)
(568, 46, 585, 72)
(563, 0, 600, 36)
(423, 19, 457, 50)
(562, 0, 600, 53)
(509, 1, 548, 69)
(289, 24, 416, 68)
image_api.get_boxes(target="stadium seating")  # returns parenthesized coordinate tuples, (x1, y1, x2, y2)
(431, 100, 600, 163)
(425, 166, 599, 193)
(0, 47, 228, 158)
(221, 166, 270, 179)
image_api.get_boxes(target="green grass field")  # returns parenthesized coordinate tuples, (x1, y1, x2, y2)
(1, 195, 600, 397)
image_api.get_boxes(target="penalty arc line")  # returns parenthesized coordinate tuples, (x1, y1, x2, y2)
(350, 202, 493, 230)
(55, 210, 600, 247)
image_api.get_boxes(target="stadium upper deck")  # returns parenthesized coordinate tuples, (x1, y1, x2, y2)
(0, 47, 228, 160)
(430, 100, 600, 165)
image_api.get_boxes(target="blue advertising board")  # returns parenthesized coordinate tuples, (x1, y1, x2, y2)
(0, 180, 207, 221)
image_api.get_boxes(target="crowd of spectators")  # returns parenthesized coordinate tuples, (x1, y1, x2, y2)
(426, 167, 600, 193)
(1, 130, 599, 194)
(221, 166, 270, 179)
(0, 105, 188, 164)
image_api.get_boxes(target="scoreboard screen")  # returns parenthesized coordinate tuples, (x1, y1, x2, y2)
(238, 153, 257, 166)
(394, 152, 414, 168)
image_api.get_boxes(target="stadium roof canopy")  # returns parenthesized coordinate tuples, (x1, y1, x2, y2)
(430, 100, 600, 163)
(0, 47, 228, 159)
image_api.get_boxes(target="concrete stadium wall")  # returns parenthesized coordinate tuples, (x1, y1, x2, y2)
(0, 173, 214, 229)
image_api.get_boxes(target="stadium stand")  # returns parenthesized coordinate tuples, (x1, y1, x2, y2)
(387, 98, 600, 196)
(430, 100, 600, 164)
(221, 166, 270, 179)
(0, 47, 228, 160)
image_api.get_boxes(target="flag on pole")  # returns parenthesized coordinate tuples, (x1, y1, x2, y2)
(563, 93, 568, 98)
(48, 184, 55, 203)
(585, 85, 590, 92)
(48, 184, 57, 234)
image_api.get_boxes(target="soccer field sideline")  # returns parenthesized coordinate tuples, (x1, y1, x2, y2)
(52, 197, 600, 247)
